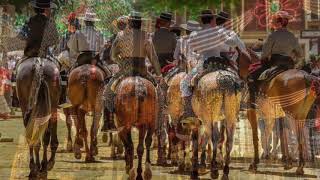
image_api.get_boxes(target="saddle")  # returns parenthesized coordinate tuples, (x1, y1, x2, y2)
(191, 56, 240, 89)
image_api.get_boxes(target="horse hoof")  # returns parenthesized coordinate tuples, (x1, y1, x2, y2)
(178, 163, 185, 172)
(102, 133, 108, 143)
(223, 165, 229, 175)
(296, 168, 304, 176)
(210, 169, 219, 179)
(38, 171, 48, 178)
(129, 167, 136, 180)
(144, 163, 152, 180)
(47, 160, 55, 171)
(74, 151, 81, 159)
(284, 162, 293, 170)
(91, 146, 98, 156)
(248, 163, 257, 173)
(190, 170, 199, 180)
(28, 170, 38, 179)
(67, 142, 73, 152)
(85, 156, 95, 163)
(222, 174, 229, 180)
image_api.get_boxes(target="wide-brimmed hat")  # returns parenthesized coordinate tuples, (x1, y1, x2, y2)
(180, 20, 202, 31)
(199, 9, 215, 18)
(128, 11, 148, 21)
(30, 0, 57, 9)
(273, 11, 293, 20)
(158, 12, 174, 22)
(80, 9, 100, 22)
(216, 11, 230, 20)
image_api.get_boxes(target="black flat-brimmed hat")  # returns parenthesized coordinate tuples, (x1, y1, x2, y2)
(128, 11, 146, 21)
(30, 0, 57, 9)
(199, 9, 215, 18)
(158, 12, 174, 22)
(216, 11, 230, 20)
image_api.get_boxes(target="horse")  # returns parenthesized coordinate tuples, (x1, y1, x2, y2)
(67, 63, 105, 162)
(166, 61, 214, 172)
(114, 76, 157, 180)
(242, 49, 318, 175)
(190, 58, 242, 179)
(16, 57, 61, 178)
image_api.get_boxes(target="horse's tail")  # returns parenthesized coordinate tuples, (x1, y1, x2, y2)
(135, 77, 147, 115)
(25, 60, 52, 145)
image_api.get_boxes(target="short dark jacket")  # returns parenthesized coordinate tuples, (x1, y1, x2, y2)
(152, 27, 177, 68)
(22, 14, 59, 57)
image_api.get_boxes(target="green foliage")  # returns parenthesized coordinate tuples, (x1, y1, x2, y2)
(14, 13, 28, 29)
(137, 0, 240, 20)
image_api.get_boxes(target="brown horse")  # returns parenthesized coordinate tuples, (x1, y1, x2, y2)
(241, 49, 317, 175)
(16, 57, 61, 178)
(114, 76, 157, 180)
(67, 64, 105, 162)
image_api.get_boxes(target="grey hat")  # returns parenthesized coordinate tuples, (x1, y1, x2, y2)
(180, 20, 202, 31)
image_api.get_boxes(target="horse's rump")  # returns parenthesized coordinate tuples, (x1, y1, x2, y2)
(16, 57, 60, 145)
(192, 70, 242, 123)
(257, 69, 316, 120)
(68, 64, 104, 111)
(167, 72, 186, 122)
(115, 76, 157, 128)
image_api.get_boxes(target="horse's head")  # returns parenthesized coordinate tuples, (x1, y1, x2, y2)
(237, 47, 260, 80)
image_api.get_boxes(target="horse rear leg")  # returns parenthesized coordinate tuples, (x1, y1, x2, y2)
(222, 123, 235, 179)
(135, 126, 147, 180)
(295, 120, 306, 175)
(39, 127, 50, 178)
(64, 108, 73, 152)
(210, 122, 220, 179)
(73, 107, 82, 159)
(48, 109, 58, 170)
(119, 128, 134, 174)
(77, 109, 92, 162)
(144, 126, 154, 180)
(90, 110, 102, 156)
(28, 146, 38, 178)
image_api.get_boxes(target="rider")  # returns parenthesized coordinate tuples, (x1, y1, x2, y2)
(248, 11, 303, 84)
(20, 0, 59, 58)
(152, 12, 177, 70)
(104, 12, 162, 130)
(67, 8, 110, 76)
(180, 10, 247, 120)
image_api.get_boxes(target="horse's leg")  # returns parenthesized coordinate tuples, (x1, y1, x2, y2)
(119, 128, 134, 174)
(40, 127, 50, 178)
(135, 126, 147, 180)
(222, 123, 235, 179)
(190, 126, 199, 179)
(295, 120, 306, 175)
(144, 126, 154, 180)
(64, 108, 73, 152)
(200, 129, 208, 169)
(34, 142, 41, 171)
(73, 107, 82, 159)
(77, 109, 92, 162)
(90, 110, 102, 157)
(210, 122, 220, 179)
(247, 108, 260, 172)
(279, 117, 292, 169)
(48, 110, 58, 170)
(28, 146, 38, 178)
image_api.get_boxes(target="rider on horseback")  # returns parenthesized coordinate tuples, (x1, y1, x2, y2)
(104, 12, 162, 130)
(67, 8, 110, 77)
(248, 11, 303, 92)
(180, 10, 247, 120)
(19, 0, 59, 58)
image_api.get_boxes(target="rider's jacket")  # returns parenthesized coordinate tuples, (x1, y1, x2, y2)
(81, 25, 104, 53)
(111, 28, 161, 76)
(152, 27, 177, 68)
(21, 14, 59, 58)
(261, 28, 303, 63)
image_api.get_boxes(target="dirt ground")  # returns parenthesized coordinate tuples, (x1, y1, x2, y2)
(0, 110, 319, 180)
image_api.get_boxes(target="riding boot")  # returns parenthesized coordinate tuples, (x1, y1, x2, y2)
(181, 95, 196, 122)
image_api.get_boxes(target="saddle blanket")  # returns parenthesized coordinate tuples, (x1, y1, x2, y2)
(258, 66, 286, 82)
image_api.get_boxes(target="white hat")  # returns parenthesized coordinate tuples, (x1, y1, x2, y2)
(180, 20, 202, 31)
(80, 9, 100, 22)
